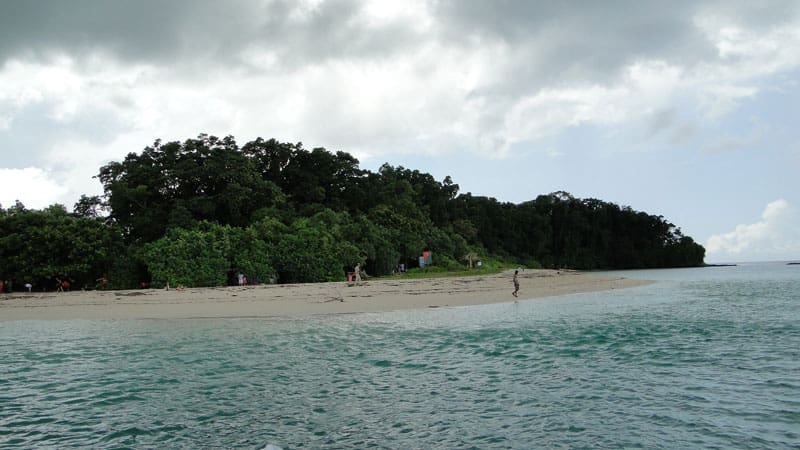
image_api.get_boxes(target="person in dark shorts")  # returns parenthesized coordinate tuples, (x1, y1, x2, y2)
(512, 270, 520, 297)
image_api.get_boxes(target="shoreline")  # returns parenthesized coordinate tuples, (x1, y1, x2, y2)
(0, 270, 653, 321)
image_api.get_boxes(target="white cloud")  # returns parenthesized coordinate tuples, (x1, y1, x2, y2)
(1, 0, 799, 215)
(695, 13, 800, 75)
(0, 167, 68, 210)
(706, 199, 800, 261)
(691, 13, 800, 117)
(361, 0, 432, 30)
(1, 5, 798, 163)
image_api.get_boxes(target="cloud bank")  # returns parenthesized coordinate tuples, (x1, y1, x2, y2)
(706, 199, 800, 262)
(2, 1, 798, 167)
(1, 0, 799, 263)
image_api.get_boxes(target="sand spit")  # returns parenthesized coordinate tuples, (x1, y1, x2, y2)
(0, 270, 652, 320)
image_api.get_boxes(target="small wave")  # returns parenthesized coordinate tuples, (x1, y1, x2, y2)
(260, 444, 283, 450)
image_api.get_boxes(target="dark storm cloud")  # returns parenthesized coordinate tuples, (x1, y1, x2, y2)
(2, 0, 797, 73)
(0, 0, 219, 62)
(0, 0, 427, 169)
(432, 0, 799, 92)
(2, 0, 798, 167)
(431, 0, 709, 95)
(257, 0, 421, 61)
(0, 0, 423, 70)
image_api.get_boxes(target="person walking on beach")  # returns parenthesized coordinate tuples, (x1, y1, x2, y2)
(512, 270, 520, 297)
(354, 263, 362, 285)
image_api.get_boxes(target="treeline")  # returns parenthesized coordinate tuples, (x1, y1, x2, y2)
(0, 134, 705, 290)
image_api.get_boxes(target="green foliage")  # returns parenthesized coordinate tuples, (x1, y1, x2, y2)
(432, 255, 464, 271)
(269, 214, 359, 283)
(342, 214, 399, 276)
(142, 221, 276, 288)
(143, 226, 229, 287)
(98, 134, 284, 243)
(0, 207, 123, 290)
(105, 248, 141, 290)
(7, 134, 706, 293)
(228, 226, 274, 284)
(399, 260, 512, 279)
(73, 195, 107, 218)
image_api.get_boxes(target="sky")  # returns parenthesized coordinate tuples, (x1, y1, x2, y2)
(1, 0, 799, 263)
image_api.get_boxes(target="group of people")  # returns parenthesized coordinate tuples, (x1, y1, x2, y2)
(2, 268, 521, 295)
(0, 276, 111, 293)
(237, 273, 262, 286)
(0, 279, 30, 293)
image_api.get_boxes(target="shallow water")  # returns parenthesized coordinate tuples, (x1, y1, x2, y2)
(2, 263, 798, 449)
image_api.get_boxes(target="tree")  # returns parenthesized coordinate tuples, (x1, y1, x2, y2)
(98, 135, 285, 243)
(268, 214, 359, 283)
(243, 139, 366, 213)
(8, 200, 26, 215)
(0, 208, 124, 289)
(73, 195, 107, 218)
(342, 214, 400, 276)
(143, 226, 228, 288)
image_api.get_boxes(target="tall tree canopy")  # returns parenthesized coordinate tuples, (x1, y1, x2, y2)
(97, 135, 284, 243)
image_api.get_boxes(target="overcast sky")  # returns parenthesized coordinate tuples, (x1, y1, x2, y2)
(1, 0, 798, 263)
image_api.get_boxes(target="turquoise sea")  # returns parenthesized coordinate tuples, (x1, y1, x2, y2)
(1, 262, 798, 449)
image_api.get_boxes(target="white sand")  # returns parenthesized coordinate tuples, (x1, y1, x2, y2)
(0, 270, 652, 320)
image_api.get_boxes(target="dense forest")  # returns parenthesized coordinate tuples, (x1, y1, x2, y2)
(0, 134, 705, 291)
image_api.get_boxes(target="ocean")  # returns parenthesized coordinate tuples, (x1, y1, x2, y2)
(1, 262, 798, 449)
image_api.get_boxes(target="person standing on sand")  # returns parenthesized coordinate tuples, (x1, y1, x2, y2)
(512, 270, 520, 297)
(354, 263, 362, 285)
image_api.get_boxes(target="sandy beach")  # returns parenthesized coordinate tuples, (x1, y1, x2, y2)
(0, 270, 652, 320)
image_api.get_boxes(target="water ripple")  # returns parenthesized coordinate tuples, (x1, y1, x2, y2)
(2, 267, 800, 448)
